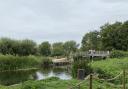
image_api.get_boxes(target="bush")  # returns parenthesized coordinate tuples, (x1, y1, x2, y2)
(72, 60, 91, 78)
(73, 53, 90, 62)
(92, 57, 128, 84)
(0, 55, 38, 71)
(110, 50, 128, 58)
(41, 57, 52, 67)
(21, 77, 59, 89)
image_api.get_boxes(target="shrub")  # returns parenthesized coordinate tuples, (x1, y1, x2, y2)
(72, 60, 91, 78)
(40, 57, 52, 67)
(110, 50, 128, 58)
(0, 55, 38, 71)
(73, 53, 90, 62)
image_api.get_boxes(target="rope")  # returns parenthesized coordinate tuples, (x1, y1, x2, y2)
(68, 71, 128, 89)
(93, 71, 123, 81)
(93, 72, 124, 88)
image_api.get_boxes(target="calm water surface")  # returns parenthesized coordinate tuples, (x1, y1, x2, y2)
(0, 67, 72, 86)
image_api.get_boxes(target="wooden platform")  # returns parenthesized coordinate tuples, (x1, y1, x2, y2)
(52, 58, 70, 66)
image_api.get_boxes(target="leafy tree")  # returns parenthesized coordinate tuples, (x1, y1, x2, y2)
(51, 42, 64, 57)
(39, 41, 51, 56)
(100, 21, 128, 51)
(0, 38, 16, 55)
(81, 31, 101, 51)
(63, 40, 79, 58)
(18, 39, 37, 56)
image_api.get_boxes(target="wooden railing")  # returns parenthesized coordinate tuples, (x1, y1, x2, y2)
(72, 51, 110, 57)
(68, 70, 128, 89)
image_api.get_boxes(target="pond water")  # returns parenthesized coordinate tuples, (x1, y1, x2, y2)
(0, 67, 72, 86)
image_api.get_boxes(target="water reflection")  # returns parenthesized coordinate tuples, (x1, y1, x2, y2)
(36, 67, 71, 80)
(0, 67, 72, 86)
(0, 70, 36, 86)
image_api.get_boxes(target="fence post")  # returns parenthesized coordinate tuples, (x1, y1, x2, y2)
(78, 85, 80, 89)
(89, 74, 92, 89)
(123, 69, 126, 89)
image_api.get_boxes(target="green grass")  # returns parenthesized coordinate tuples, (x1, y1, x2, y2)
(0, 55, 39, 71)
(0, 57, 128, 89)
(92, 57, 128, 77)
(0, 55, 53, 71)
(0, 77, 123, 89)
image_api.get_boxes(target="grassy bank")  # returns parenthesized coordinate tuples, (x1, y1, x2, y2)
(0, 55, 39, 71)
(0, 55, 53, 71)
(92, 57, 128, 77)
(0, 77, 123, 89)
(0, 56, 128, 88)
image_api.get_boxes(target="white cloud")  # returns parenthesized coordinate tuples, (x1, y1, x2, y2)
(0, 0, 128, 43)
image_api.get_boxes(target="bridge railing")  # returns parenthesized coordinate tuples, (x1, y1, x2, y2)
(72, 51, 110, 57)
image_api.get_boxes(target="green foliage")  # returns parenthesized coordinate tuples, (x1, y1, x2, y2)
(0, 38, 37, 56)
(51, 42, 64, 56)
(73, 54, 89, 62)
(63, 40, 79, 58)
(40, 57, 52, 67)
(110, 50, 128, 58)
(0, 70, 37, 86)
(100, 21, 128, 51)
(92, 57, 128, 84)
(0, 38, 17, 55)
(0, 55, 38, 71)
(72, 60, 91, 78)
(39, 41, 51, 56)
(0, 77, 122, 89)
(92, 57, 128, 78)
(81, 21, 128, 51)
(18, 40, 37, 56)
(81, 30, 101, 51)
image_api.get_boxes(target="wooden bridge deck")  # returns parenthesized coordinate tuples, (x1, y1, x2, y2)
(73, 51, 110, 57)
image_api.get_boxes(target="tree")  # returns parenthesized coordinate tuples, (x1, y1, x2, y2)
(63, 40, 79, 58)
(51, 42, 64, 57)
(100, 21, 128, 51)
(0, 38, 17, 55)
(39, 41, 51, 56)
(81, 31, 101, 51)
(18, 39, 37, 56)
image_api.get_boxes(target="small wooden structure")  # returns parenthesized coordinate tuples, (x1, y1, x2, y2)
(52, 58, 70, 66)
(77, 69, 85, 80)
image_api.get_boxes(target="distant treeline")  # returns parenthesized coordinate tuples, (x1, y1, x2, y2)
(0, 38, 79, 56)
(81, 21, 128, 51)
(0, 21, 127, 56)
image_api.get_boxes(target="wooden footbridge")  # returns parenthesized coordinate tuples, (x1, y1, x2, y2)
(73, 50, 110, 58)
(52, 50, 110, 66)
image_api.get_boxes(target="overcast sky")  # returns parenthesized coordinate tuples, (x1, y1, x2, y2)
(0, 0, 128, 44)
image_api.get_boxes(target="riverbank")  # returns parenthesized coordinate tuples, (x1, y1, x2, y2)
(0, 55, 53, 71)
(0, 57, 128, 89)
(0, 77, 121, 89)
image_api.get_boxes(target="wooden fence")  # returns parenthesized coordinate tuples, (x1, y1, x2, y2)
(68, 69, 128, 89)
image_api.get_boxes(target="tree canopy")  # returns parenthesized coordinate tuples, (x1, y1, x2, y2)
(81, 31, 101, 51)
(63, 40, 79, 57)
(81, 21, 128, 51)
(101, 21, 128, 51)
(39, 41, 51, 56)
(51, 42, 64, 56)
